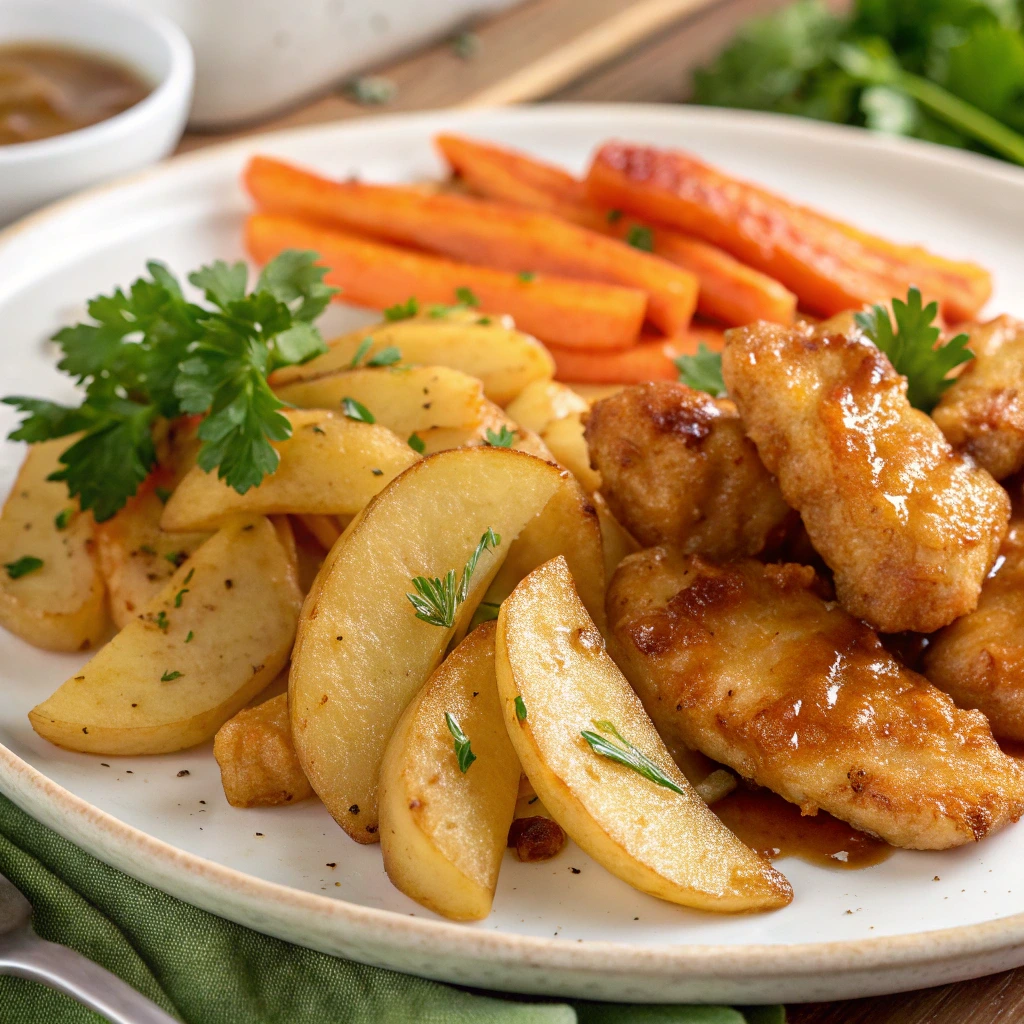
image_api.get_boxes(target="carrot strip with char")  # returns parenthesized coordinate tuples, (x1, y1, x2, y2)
(245, 155, 694, 336)
(547, 325, 725, 384)
(434, 134, 796, 326)
(245, 213, 646, 352)
(584, 141, 991, 321)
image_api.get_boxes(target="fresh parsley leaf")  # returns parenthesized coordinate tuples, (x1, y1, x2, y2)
(255, 249, 335, 322)
(517, 271, 536, 282)
(4, 556, 43, 580)
(154, 610, 169, 632)
(341, 397, 375, 424)
(408, 431, 426, 453)
(345, 75, 397, 105)
(675, 344, 725, 397)
(384, 297, 419, 321)
(185, 630, 194, 643)
(514, 696, 528, 721)
(367, 346, 402, 367)
(348, 337, 373, 368)
(626, 225, 654, 252)
(484, 425, 516, 448)
(854, 286, 972, 411)
(445, 713, 477, 772)
(581, 720, 687, 797)
(160, 670, 183, 682)
(455, 286, 480, 307)
(406, 529, 501, 628)
(54, 508, 73, 531)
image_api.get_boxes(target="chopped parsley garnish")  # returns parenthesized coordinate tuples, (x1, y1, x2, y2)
(139, 545, 157, 556)
(165, 550, 187, 567)
(4, 556, 43, 580)
(344, 75, 397, 105)
(606, 209, 623, 224)
(517, 271, 536, 282)
(185, 630, 194, 643)
(675, 344, 725, 397)
(445, 713, 477, 772)
(855, 286, 972, 412)
(2, 251, 335, 521)
(408, 432, 426, 454)
(626, 225, 654, 252)
(581, 720, 686, 797)
(383, 297, 419, 321)
(160, 670, 183, 682)
(341, 397, 375, 423)
(367, 346, 402, 367)
(455, 286, 480, 308)
(154, 486, 171, 504)
(452, 31, 479, 60)
(484, 425, 516, 448)
(174, 588, 189, 608)
(406, 528, 501, 628)
(154, 610, 170, 632)
(514, 696, 528, 721)
(348, 337, 373, 368)
(54, 508, 74, 531)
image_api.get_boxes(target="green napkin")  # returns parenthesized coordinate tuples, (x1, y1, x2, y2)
(0, 794, 783, 1024)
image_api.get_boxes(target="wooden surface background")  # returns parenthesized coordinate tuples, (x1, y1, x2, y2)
(180, 1, 1022, 1019)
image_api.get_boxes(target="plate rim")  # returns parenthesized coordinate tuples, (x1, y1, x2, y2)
(3, 102, 1024, 1000)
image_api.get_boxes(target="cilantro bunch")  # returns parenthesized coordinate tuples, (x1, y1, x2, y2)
(3, 251, 335, 521)
(692, 0, 1024, 166)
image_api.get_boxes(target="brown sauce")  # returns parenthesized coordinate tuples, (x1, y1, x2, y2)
(713, 788, 893, 869)
(0, 44, 151, 146)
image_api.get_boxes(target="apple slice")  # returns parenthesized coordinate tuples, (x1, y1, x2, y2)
(379, 621, 519, 919)
(495, 556, 792, 912)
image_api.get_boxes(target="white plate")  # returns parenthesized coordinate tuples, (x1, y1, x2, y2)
(2, 105, 1024, 1006)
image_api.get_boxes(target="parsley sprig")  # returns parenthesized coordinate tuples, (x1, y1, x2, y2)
(855, 286, 972, 412)
(675, 344, 725, 397)
(580, 720, 687, 797)
(406, 528, 501, 628)
(3, 252, 336, 520)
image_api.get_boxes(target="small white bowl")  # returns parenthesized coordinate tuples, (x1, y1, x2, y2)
(0, 0, 194, 224)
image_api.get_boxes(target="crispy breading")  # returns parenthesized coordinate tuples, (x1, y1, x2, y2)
(932, 315, 1024, 480)
(607, 547, 1024, 850)
(722, 316, 1009, 633)
(925, 516, 1024, 741)
(585, 382, 791, 559)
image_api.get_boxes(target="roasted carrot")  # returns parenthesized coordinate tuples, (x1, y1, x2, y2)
(245, 155, 696, 336)
(245, 213, 647, 351)
(434, 134, 796, 326)
(585, 141, 991, 321)
(547, 325, 725, 384)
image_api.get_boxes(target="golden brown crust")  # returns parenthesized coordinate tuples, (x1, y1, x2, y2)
(722, 317, 1009, 633)
(585, 382, 790, 560)
(932, 315, 1024, 480)
(925, 516, 1024, 741)
(606, 547, 1024, 850)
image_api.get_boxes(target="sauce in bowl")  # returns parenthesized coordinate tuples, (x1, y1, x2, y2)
(0, 43, 151, 146)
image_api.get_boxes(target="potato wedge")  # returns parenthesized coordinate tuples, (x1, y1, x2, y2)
(161, 410, 418, 532)
(495, 557, 792, 912)
(271, 310, 554, 405)
(504, 380, 589, 436)
(290, 447, 564, 842)
(214, 690, 314, 807)
(274, 365, 488, 443)
(541, 414, 600, 493)
(592, 492, 640, 581)
(379, 621, 519, 920)
(0, 439, 108, 652)
(29, 516, 302, 755)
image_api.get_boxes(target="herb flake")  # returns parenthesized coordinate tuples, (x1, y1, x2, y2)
(581, 720, 686, 797)
(675, 344, 725, 397)
(445, 712, 477, 772)
(406, 528, 501, 628)
(4, 555, 43, 580)
(342, 397, 375, 424)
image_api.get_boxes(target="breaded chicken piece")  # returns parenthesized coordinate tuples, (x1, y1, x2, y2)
(932, 315, 1024, 480)
(925, 516, 1024, 741)
(722, 316, 1009, 633)
(607, 547, 1024, 850)
(585, 382, 791, 560)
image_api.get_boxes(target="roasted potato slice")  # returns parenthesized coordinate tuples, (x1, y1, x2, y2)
(541, 413, 600, 493)
(379, 621, 519, 920)
(495, 556, 792, 912)
(504, 379, 589, 436)
(289, 447, 565, 842)
(161, 410, 418, 532)
(29, 516, 302, 755)
(270, 309, 554, 405)
(0, 438, 108, 652)
(592, 492, 640, 582)
(214, 689, 314, 807)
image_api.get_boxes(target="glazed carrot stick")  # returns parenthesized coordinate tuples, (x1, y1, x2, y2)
(547, 325, 725, 384)
(245, 155, 696, 336)
(245, 213, 647, 352)
(434, 134, 796, 326)
(585, 142, 991, 321)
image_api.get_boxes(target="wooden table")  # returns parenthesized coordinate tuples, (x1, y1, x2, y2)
(179, 2, 1023, 1020)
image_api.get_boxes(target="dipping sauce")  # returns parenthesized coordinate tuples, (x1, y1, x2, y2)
(714, 788, 892, 869)
(0, 44, 151, 146)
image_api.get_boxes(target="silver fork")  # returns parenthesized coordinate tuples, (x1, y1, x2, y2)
(0, 869, 179, 1023)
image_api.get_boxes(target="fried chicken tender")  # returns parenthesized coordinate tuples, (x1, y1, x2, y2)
(932, 315, 1024, 480)
(607, 548, 1024, 850)
(722, 316, 1009, 633)
(585, 382, 791, 560)
(925, 516, 1024, 741)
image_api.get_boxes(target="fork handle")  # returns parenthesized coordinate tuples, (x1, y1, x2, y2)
(0, 926, 180, 1023)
